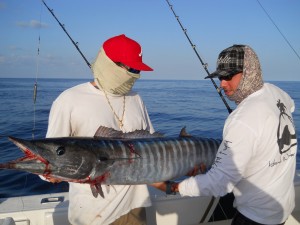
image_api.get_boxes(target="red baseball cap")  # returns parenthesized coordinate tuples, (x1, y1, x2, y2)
(103, 34, 153, 71)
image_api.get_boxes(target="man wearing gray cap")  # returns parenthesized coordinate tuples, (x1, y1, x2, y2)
(152, 45, 297, 224)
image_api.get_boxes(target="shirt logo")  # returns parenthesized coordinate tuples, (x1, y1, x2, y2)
(276, 99, 297, 154)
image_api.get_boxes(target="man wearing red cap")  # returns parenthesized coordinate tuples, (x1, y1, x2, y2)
(46, 34, 154, 225)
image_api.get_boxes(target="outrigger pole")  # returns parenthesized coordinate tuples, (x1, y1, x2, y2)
(165, 0, 232, 114)
(41, 0, 91, 68)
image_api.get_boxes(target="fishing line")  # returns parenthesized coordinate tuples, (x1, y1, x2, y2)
(165, 0, 232, 114)
(41, 0, 91, 69)
(20, 0, 44, 197)
(32, 1, 44, 140)
(256, 0, 300, 62)
(32, 35, 39, 140)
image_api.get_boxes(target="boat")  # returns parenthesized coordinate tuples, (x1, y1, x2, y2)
(1, 170, 300, 225)
(1, 1, 299, 225)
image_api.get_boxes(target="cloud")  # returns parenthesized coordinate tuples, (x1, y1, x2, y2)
(16, 20, 48, 29)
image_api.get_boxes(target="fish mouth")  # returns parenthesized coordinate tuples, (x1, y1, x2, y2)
(2, 137, 86, 183)
(0, 137, 49, 175)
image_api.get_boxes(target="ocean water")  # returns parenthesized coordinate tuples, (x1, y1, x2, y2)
(0, 78, 299, 198)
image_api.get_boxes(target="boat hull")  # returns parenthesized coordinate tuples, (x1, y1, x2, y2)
(1, 171, 300, 225)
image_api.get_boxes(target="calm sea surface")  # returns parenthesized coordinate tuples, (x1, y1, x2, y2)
(0, 78, 299, 198)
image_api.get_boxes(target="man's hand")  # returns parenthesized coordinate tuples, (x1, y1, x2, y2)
(150, 182, 167, 192)
(46, 177, 63, 183)
(150, 181, 179, 194)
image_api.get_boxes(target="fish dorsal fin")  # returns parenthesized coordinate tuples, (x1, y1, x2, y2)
(94, 126, 164, 139)
(94, 126, 123, 138)
(179, 126, 192, 137)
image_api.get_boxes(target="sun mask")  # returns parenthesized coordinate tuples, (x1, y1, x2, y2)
(92, 48, 140, 95)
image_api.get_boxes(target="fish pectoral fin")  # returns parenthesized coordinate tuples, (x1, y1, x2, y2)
(90, 184, 104, 198)
(90, 184, 98, 198)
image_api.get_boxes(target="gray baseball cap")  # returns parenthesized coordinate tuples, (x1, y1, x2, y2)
(206, 44, 245, 79)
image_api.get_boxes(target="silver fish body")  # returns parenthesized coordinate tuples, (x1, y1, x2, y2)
(0, 127, 221, 197)
(92, 136, 220, 184)
(2, 136, 220, 184)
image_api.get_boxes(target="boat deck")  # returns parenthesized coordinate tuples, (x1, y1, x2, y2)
(1, 171, 300, 225)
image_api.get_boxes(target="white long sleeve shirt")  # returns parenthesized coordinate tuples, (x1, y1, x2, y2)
(46, 82, 154, 225)
(179, 83, 297, 224)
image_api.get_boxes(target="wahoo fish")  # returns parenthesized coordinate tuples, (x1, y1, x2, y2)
(0, 126, 221, 197)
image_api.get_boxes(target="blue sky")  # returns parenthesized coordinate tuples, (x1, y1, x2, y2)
(0, 0, 299, 81)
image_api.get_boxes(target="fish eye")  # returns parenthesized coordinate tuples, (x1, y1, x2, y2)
(56, 146, 66, 156)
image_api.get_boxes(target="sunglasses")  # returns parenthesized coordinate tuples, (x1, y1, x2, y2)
(218, 72, 242, 81)
(218, 74, 235, 81)
(115, 62, 140, 74)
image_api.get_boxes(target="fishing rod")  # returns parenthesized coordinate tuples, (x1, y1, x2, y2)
(165, 0, 232, 114)
(41, 0, 91, 68)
